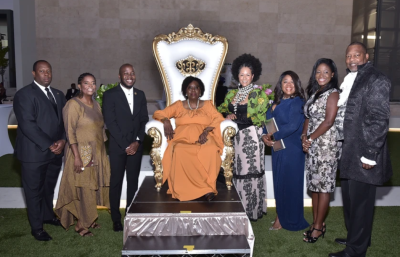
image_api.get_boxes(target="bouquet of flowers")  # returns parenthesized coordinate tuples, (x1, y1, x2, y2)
(217, 83, 274, 127)
(95, 82, 119, 108)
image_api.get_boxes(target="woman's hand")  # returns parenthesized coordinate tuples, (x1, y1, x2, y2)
(74, 156, 84, 173)
(262, 134, 274, 147)
(302, 136, 312, 153)
(198, 130, 208, 144)
(226, 113, 237, 120)
(162, 118, 174, 140)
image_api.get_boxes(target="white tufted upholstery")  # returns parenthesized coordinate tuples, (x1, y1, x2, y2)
(156, 40, 225, 104)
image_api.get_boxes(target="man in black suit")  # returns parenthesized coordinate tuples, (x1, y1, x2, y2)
(329, 42, 392, 257)
(65, 83, 79, 100)
(13, 60, 66, 241)
(103, 64, 149, 232)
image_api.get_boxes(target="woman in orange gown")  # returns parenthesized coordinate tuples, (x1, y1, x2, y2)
(153, 76, 225, 201)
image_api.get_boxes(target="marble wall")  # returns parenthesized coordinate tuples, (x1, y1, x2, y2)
(35, 0, 353, 112)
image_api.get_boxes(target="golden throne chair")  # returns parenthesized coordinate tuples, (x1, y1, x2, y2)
(145, 24, 238, 192)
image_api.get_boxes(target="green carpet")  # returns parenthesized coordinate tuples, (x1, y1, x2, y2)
(0, 207, 399, 256)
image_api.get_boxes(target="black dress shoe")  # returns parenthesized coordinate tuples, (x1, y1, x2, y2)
(43, 218, 62, 226)
(204, 193, 215, 201)
(328, 250, 351, 257)
(31, 229, 52, 241)
(335, 238, 347, 245)
(113, 222, 123, 232)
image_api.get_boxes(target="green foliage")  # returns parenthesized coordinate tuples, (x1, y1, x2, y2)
(95, 82, 119, 108)
(217, 84, 274, 127)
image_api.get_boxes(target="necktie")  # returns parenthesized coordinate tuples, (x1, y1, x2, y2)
(45, 88, 58, 115)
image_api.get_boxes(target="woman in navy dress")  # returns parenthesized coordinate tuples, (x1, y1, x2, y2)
(262, 71, 309, 231)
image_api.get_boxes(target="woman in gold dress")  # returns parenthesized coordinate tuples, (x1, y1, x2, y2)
(55, 73, 110, 237)
(153, 76, 225, 201)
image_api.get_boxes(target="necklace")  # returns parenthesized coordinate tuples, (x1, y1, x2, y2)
(282, 95, 291, 100)
(233, 83, 253, 114)
(187, 98, 199, 110)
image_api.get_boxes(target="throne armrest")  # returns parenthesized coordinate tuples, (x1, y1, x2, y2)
(145, 119, 176, 192)
(220, 120, 238, 160)
(220, 120, 238, 190)
(145, 119, 176, 159)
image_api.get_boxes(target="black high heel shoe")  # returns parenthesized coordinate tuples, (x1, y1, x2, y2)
(303, 223, 326, 237)
(303, 228, 325, 243)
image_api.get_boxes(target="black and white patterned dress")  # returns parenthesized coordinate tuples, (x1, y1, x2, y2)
(229, 103, 266, 221)
(304, 89, 341, 193)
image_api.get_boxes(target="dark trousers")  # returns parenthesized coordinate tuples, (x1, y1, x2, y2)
(341, 179, 376, 257)
(21, 158, 62, 231)
(109, 151, 142, 223)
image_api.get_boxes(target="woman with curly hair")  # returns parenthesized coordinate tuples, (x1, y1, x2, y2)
(302, 58, 341, 243)
(218, 54, 268, 221)
(262, 71, 309, 231)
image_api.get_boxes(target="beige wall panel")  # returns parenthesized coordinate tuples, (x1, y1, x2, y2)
(35, 0, 353, 112)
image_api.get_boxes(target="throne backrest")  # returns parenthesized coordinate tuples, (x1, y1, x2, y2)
(153, 24, 228, 106)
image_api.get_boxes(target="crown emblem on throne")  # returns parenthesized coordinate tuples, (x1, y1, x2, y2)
(176, 55, 206, 77)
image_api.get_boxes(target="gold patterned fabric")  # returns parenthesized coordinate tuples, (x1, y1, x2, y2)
(55, 98, 110, 229)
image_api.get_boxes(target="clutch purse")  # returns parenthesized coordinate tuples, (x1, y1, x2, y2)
(263, 118, 286, 151)
(80, 145, 93, 167)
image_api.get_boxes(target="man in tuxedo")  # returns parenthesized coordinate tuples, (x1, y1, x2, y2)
(103, 64, 149, 232)
(65, 83, 79, 100)
(13, 60, 66, 241)
(329, 42, 392, 257)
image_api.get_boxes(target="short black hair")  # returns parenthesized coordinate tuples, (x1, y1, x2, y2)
(231, 53, 262, 83)
(119, 63, 134, 74)
(274, 71, 305, 105)
(348, 42, 367, 53)
(32, 60, 51, 71)
(181, 76, 205, 99)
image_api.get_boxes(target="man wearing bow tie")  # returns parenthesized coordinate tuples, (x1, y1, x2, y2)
(103, 63, 149, 232)
(13, 60, 66, 241)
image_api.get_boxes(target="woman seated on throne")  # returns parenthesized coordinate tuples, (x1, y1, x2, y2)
(153, 76, 225, 201)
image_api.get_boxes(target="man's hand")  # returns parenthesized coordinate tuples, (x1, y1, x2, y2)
(362, 163, 375, 170)
(126, 141, 139, 155)
(50, 140, 66, 155)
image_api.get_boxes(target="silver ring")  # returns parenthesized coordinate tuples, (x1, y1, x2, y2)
(81, 167, 84, 171)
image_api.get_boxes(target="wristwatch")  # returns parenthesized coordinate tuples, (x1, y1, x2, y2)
(307, 135, 313, 142)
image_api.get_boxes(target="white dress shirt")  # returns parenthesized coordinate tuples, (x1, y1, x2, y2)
(120, 84, 133, 114)
(337, 73, 376, 166)
(120, 84, 140, 144)
(34, 80, 57, 103)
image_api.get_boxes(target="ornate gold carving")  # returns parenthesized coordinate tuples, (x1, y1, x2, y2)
(147, 127, 163, 192)
(153, 24, 229, 106)
(176, 55, 206, 77)
(221, 126, 236, 190)
(154, 24, 228, 45)
(80, 145, 92, 167)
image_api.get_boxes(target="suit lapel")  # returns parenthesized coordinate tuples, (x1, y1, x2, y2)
(32, 83, 60, 122)
(132, 88, 140, 117)
(53, 89, 63, 122)
(116, 85, 133, 116)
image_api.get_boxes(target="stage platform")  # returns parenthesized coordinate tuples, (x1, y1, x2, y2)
(122, 177, 254, 257)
